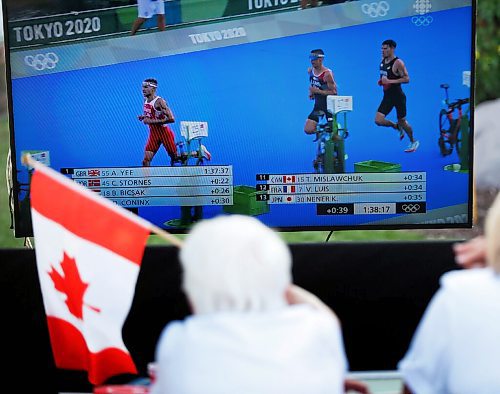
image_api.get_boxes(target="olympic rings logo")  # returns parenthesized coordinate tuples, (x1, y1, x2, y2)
(412, 15, 433, 27)
(361, 1, 390, 18)
(401, 204, 421, 213)
(24, 52, 59, 71)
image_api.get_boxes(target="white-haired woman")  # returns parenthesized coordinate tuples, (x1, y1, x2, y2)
(399, 192, 500, 393)
(150, 215, 348, 394)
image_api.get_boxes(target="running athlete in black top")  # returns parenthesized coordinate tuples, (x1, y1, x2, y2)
(375, 39, 419, 153)
(304, 49, 338, 135)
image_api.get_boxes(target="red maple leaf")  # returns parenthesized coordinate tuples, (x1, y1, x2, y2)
(48, 252, 100, 319)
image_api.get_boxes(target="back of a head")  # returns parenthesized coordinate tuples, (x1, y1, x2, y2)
(180, 215, 292, 314)
(144, 77, 158, 86)
(382, 39, 397, 48)
(485, 192, 500, 272)
(311, 48, 325, 56)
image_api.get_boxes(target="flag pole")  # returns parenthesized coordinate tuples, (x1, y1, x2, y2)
(22, 154, 184, 248)
(148, 224, 184, 247)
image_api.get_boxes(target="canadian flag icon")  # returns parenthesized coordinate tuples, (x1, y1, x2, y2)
(283, 176, 296, 184)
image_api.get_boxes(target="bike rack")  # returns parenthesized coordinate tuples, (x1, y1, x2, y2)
(438, 84, 471, 173)
(313, 95, 353, 174)
(166, 121, 210, 227)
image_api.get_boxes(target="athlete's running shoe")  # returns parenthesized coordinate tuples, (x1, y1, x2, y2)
(404, 140, 420, 153)
(200, 144, 211, 161)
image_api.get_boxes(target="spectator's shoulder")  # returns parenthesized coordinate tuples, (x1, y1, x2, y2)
(440, 267, 495, 292)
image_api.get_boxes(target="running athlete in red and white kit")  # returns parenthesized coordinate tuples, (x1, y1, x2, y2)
(138, 78, 211, 166)
(139, 78, 179, 166)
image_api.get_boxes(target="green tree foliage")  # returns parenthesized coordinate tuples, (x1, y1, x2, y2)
(475, 0, 500, 103)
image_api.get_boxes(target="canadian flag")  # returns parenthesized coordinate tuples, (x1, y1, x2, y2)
(30, 162, 151, 385)
(283, 176, 296, 184)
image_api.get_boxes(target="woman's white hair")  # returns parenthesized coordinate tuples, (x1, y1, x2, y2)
(485, 192, 500, 272)
(180, 215, 292, 314)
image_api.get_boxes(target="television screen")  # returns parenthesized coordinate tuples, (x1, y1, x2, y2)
(4, 0, 475, 237)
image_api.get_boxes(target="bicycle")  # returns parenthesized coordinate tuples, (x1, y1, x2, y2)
(312, 110, 348, 173)
(438, 83, 470, 157)
(171, 123, 212, 227)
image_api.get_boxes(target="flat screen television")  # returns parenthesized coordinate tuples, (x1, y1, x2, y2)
(3, 0, 475, 237)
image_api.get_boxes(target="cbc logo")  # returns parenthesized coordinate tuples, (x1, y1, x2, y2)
(24, 52, 59, 71)
(401, 204, 421, 213)
(361, 1, 390, 18)
(412, 15, 433, 27)
(413, 0, 432, 15)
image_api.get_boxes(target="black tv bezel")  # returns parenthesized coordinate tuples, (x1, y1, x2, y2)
(2, 0, 477, 238)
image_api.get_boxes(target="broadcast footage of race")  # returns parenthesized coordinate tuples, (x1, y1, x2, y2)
(6, 0, 474, 235)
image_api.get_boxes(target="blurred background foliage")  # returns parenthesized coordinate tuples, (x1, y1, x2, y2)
(475, 0, 500, 104)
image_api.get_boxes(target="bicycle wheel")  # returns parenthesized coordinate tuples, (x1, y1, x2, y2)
(313, 155, 324, 173)
(455, 115, 471, 156)
(455, 121, 462, 155)
(438, 109, 453, 156)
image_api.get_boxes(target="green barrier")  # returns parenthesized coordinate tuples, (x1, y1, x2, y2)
(116, 7, 138, 30)
(9, 9, 122, 48)
(8, 1, 181, 49)
(179, 0, 299, 24)
(223, 0, 299, 16)
(8, 0, 295, 48)
(180, 0, 228, 23)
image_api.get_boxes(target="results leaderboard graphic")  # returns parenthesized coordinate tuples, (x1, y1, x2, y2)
(255, 173, 426, 216)
(61, 166, 233, 207)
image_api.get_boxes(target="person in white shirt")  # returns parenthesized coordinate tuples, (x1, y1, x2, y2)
(399, 192, 500, 394)
(131, 0, 166, 35)
(149, 215, 350, 394)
